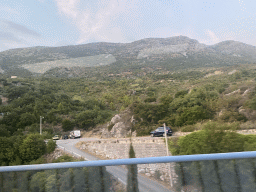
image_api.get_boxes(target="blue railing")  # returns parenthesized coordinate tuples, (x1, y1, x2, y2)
(1, 151, 256, 192)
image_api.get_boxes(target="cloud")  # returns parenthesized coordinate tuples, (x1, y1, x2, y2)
(0, 31, 22, 42)
(0, 7, 19, 15)
(54, 0, 137, 44)
(205, 30, 220, 44)
(55, 0, 79, 19)
(1, 20, 41, 37)
(0, 20, 43, 51)
(196, 29, 221, 45)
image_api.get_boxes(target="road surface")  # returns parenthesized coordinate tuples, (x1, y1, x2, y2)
(56, 138, 172, 192)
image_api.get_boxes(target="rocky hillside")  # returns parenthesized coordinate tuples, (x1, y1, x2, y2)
(94, 109, 136, 138)
(0, 36, 256, 77)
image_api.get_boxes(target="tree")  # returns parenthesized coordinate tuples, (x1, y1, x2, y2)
(174, 105, 212, 126)
(17, 112, 37, 128)
(0, 137, 15, 165)
(6, 86, 29, 102)
(173, 122, 252, 155)
(46, 139, 56, 154)
(62, 119, 74, 132)
(174, 90, 188, 98)
(19, 133, 46, 163)
(127, 142, 139, 192)
(0, 125, 10, 137)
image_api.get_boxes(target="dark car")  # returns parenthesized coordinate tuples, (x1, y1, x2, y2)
(150, 127, 173, 137)
(63, 135, 69, 139)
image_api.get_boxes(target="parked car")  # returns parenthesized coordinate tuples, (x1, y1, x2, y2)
(150, 127, 173, 137)
(63, 135, 68, 139)
(52, 135, 60, 140)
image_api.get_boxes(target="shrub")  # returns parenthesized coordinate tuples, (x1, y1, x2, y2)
(174, 90, 188, 98)
(29, 157, 47, 165)
(249, 97, 256, 110)
(62, 119, 74, 132)
(46, 139, 56, 154)
(219, 110, 247, 122)
(107, 123, 115, 131)
(144, 97, 157, 103)
(170, 121, 254, 156)
(175, 105, 212, 126)
(52, 155, 75, 163)
(19, 133, 46, 163)
(181, 125, 196, 132)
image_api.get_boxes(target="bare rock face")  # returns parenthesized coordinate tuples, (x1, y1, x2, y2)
(98, 109, 136, 138)
(238, 107, 256, 120)
(100, 128, 112, 138)
(111, 114, 121, 124)
(110, 122, 127, 138)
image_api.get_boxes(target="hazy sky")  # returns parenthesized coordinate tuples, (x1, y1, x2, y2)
(0, 0, 255, 52)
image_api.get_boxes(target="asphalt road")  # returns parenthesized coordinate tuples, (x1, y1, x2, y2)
(56, 138, 172, 192)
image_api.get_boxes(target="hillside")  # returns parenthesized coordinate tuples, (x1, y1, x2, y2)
(0, 36, 256, 77)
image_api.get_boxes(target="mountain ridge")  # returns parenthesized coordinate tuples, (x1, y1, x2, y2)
(0, 36, 256, 77)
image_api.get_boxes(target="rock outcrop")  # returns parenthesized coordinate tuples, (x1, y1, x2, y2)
(98, 109, 136, 138)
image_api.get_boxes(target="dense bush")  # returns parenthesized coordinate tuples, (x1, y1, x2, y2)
(174, 105, 212, 126)
(107, 123, 115, 131)
(181, 125, 196, 132)
(46, 139, 56, 154)
(19, 133, 46, 163)
(219, 110, 247, 122)
(144, 97, 157, 103)
(169, 122, 255, 156)
(174, 90, 188, 98)
(52, 154, 75, 163)
(62, 119, 74, 131)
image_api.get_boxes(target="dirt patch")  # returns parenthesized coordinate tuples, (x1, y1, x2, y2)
(81, 130, 102, 139)
(0, 96, 8, 105)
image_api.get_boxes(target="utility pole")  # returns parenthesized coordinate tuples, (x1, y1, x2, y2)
(40, 116, 44, 135)
(164, 123, 173, 187)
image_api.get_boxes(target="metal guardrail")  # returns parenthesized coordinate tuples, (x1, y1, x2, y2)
(1, 151, 256, 173)
(1, 151, 256, 192)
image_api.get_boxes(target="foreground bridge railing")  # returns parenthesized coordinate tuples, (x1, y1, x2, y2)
(1, 151, 256, 192)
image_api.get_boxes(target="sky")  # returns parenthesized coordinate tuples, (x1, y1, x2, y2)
(0, 0, 256, 52)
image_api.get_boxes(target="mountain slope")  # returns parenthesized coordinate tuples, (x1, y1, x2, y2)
(0, 36, 255, 77)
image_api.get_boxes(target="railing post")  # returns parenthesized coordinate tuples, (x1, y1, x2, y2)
(55, 169, 60, 192)
(214, 160, 223, 192)
(251, 159, 256, 187)
(13, 172, 17, 191)
(0, 173, 3, 192)
(196, 161, 204, 192)
(234, 159, 242, 192)
(179, 162, 186, 191)
(99, 167, 105, 192)
(26, 171, 30, 192)
(84, 168, 89, 192)
(70, 168, 74, 192)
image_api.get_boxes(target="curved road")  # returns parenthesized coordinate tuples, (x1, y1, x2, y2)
(56, 138, 172, 192)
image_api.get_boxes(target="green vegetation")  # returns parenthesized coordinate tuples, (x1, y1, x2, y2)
(19, 133, 46, 163)
(169, 121, 256, 192)
(0, 133, 56, 166)
(1, 63, 256, 166)
(169, 121, 256, 156)
(46, 139, 57, 154)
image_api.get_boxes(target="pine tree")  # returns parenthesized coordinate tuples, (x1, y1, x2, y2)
(127, 141, 139, 192)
